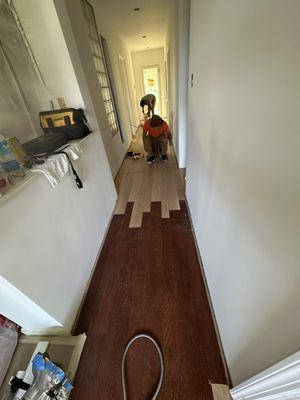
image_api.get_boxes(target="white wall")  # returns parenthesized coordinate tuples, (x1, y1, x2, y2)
(187, 0, 300, 385)
(166, 0, 190, 168)
(0, 133, 116, 333)
(131, 48, 167, 120)
(0, 276, 62, 334)
(177, 0, 190, 168)
(0, 0, 118, 334)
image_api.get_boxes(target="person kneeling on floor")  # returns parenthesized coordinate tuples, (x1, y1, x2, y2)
(143, 115, 172, 164)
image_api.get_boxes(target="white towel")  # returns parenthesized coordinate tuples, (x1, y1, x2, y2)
(32, 143, 83, 188)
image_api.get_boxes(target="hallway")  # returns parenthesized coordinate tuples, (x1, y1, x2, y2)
(71, 145, 227, 399)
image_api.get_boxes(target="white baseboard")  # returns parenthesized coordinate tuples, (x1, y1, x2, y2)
(185, 198, 231, 386)
(230, 350, 300, 400)
(21, 326, 69, 336)
(71, 206, 115, 333)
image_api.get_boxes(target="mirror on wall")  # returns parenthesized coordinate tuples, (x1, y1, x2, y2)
(0, 0, 53, 143)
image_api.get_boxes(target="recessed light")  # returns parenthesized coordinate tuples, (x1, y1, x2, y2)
(133, 7, 140, 11)
(142, 35, 147, 38)
(146, 46, 150, 49)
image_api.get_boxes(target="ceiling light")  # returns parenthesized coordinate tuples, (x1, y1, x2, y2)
(142, 35, 147, 38)
(133, 7, 140, 11)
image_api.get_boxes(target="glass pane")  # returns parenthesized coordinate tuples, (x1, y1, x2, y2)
(101, 87, 111, 101)
(82, 0, 120, 138)
(93, 42, 100, 57)
(97, 72, 108, 86)
(94, 57, 105, 73)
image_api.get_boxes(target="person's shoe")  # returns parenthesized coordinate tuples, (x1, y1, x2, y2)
(147, 155, 155, 164)
(161, 154, 168, 162)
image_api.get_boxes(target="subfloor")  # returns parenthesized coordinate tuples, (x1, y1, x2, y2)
(71, 135, 227, 399)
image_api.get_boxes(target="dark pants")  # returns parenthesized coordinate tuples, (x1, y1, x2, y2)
(143, 133, 168, 156)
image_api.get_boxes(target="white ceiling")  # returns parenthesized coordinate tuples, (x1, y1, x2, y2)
(94, 0, 171, 51)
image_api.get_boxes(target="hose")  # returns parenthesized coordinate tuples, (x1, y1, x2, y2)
(121, 334, 164, 400)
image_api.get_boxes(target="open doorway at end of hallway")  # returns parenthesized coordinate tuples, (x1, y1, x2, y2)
(141, 64, 162, 116)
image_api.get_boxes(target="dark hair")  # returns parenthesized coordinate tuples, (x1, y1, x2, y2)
(140, 99, 146, 107)
(150, 115, 163, 128)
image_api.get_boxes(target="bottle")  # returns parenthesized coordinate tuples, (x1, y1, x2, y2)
(0, 135, 21, 172)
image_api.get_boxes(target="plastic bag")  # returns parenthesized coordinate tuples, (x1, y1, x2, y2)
(0, 326, 18, 386)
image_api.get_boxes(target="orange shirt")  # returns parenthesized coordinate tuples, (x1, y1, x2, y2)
(143, 119, 170, 138)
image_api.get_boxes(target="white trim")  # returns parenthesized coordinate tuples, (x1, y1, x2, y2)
(67, 333, 87, 381)
(19, 334, 87, 382)
(71, 207, 115, 333)
(230, 351, 300, 400)
(21, 326, 69, 336)
(184, 199, 231, 385)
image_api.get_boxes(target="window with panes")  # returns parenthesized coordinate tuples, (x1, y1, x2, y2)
(82, 0, 120, 137)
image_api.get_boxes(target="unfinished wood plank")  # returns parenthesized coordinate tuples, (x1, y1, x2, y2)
(211, 384, 232, 400)
(175, 170, 185, 200)
(128, 173, 140, 202)
(161, 169, 170, 218)
(167, 170, 180, 211)
(151, 171, 161, 202)
(143, 168, 152, 213)
(114, 174, 133, 214)
(129, 174, 144, 228)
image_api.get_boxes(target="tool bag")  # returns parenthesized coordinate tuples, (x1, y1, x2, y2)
(39, 108, 91, 140)
(23, 132, 68, 156)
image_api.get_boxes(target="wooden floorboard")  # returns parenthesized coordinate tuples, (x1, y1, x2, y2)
(72, 201, 227, 400)
(114, 129, 185, 227)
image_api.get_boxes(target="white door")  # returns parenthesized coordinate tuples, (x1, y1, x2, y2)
(118, 56, 135, 137)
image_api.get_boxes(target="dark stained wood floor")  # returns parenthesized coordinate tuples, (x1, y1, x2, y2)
(72, 201, 227, 399)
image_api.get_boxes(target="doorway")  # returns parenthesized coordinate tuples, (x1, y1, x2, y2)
(141, 65, 162, 116)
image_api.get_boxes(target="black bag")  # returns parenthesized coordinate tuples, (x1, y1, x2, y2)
(39, 108, 91, 140)
(23, 131, 68, 156)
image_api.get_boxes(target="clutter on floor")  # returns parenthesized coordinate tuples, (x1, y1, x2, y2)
(126, 151, 143, 160)
(0, 333, 86, 400)
(0, 315, 20, 387)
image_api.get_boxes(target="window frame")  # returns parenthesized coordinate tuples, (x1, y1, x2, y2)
(82, 0, 121, 139)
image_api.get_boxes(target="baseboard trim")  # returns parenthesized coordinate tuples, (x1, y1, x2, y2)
(71, 207, 115, 334)
(230, 350, 300, 400)
(21, 326, 69, 336)
(185, 198, 232, 386)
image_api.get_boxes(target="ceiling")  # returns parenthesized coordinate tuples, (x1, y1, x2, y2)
(94, 0, 171, 51)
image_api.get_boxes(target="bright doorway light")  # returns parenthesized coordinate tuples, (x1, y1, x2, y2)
(142, 65, 161, 116)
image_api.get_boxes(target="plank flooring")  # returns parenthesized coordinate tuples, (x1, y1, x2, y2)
(114, 128, 185, 227)
(211, 384, 232, 400)
(72, 201, 227, 400)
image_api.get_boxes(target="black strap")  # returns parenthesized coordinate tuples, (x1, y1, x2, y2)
(10, 377, 30, 393)
(54, 151, 83, 189)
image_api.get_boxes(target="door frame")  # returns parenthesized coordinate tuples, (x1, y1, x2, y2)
(118, 55, 135, 137)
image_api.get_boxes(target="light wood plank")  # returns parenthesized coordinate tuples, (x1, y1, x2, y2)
(211, 384, 232, 400)
(167, 170, 180, 210)
(128, 173, 140, 202)
(143, 169, 152, 213)
(161, 169, 170, 218)
(151, 171, 161, 202)
(114, 174, 132, 214)
(129, 174, 144, 228)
